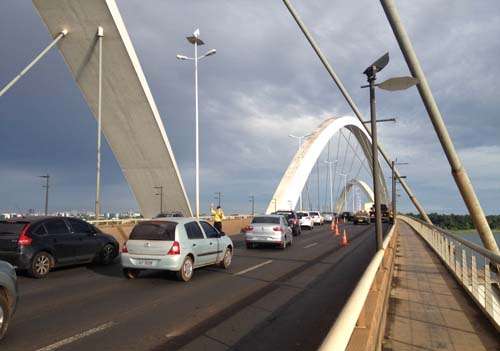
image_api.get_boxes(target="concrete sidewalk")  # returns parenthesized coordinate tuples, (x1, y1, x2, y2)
(384, 222, 499, 351)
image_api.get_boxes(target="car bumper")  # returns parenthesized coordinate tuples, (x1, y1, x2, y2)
(0, 251, 33, 270)
(121, 253, 183, 271)
(245, 234, 283, 244)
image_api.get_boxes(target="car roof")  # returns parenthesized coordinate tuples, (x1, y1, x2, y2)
(139, 217, 209, 225)
(0, 216, 72, 223)
(253, 214, 283, 218)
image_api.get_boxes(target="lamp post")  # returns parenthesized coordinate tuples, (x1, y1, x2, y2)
(391, 161, 408, 220)
(177, 29, 216, 220)
(214, 191, 222, 208)
(38, 174, 50, 216)
(324, 159, 337, 213)
(362, 52, 418, 250)
(289, 133, 312, 211)
(249, 195, 255, 216)
(95, 26, 104, 221)
(153, 186, 164, 215)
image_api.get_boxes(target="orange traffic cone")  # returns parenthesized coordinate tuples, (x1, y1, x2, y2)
(335, 222, 340, 236)
(330, 220, 335, 232)
(340, 229, 349, 247)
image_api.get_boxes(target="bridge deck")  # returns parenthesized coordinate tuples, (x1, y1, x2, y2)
(384, 222, 499, 351)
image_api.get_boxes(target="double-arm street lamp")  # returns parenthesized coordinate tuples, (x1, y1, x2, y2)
(177, 29, 217, 219)
(362, 52, 418, 250)
(289, 133, 312, 211)
(391, 161, 408, 219)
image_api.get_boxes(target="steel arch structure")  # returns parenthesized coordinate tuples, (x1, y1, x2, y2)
(266, 116, 388, 214)
(335, 179, 374, 213)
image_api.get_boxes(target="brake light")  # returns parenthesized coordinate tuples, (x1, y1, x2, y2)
(168, 241, 181, 255)
(244, 225, 254, 232)
(273, 226, 283, 232)
(18, 224, 32, 247)
(122, 243, 128, 253)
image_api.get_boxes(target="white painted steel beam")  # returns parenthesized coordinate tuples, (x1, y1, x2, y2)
(32, 0, 192, 218)
(266, 116, 388, 214)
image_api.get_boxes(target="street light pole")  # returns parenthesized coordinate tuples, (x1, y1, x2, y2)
(215, 192, 222, 207)
(153, 186, 164, 215)
(38, 174, 50, 216)
(95, 26, 104, 221)
(363, 52, 418, 250)
(177, 30, 216, 220)
(324, 160, 336, 213)
(338, 173, 347, 212)
(289, 133, 312, 211)
(249, 195, 255, 216)
(392, 161, 408, 220)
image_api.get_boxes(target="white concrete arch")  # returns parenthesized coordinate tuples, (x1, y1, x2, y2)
(335, 179, 374, 213)
(266, 116, 388, 214)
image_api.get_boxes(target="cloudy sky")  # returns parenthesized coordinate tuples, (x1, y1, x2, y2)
(0, 0, 499, 215)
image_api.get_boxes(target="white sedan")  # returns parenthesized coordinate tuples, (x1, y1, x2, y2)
(297, 211, 314, 230)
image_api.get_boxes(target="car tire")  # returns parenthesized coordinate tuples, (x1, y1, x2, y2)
(123, 268, 141, 279)
(99, 243, 116, 265)
(29, 252, 52, 279)
(177, 256, 194, 282)
(219, 248, 232, 269)
(0, 291, 10, 341)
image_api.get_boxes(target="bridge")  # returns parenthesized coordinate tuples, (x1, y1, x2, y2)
(0, 0, 499, 350)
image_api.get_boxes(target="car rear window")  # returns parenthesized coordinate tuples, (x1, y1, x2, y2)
(310, 212, 319, 216)
(0, 221, 28, 236)
(252, 217, 280, 224)
(297, 213, 308, 218)
(129, 221, 177, 241)
(275, 212, 293, 220)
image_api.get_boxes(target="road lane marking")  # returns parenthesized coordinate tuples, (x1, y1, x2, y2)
(234, 260, 273, 276)
(36, 321, 115, 351)
(304, 242, 318, 249)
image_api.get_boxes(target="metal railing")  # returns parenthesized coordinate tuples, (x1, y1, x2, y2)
(399, 215, 500, 330)
(88, 214, 254, 226)
(319, 222, 397, 350)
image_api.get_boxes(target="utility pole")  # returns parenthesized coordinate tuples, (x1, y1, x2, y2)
(38, 174, 50, 216)
(249, 195, 255, 216)
(214, 192, 222, 207)
(153, 186, 164, 215)
(95, 26, 104, 220)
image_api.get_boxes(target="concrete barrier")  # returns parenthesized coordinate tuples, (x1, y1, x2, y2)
(96, 217, 252, 248)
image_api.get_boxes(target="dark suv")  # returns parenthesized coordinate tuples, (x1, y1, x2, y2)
(0, 217, 119, 278)
(272, 210, 301, 236)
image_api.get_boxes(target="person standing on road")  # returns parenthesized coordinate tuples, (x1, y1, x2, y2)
(211, 204, 225, 232)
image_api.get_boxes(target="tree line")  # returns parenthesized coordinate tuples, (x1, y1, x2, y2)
(404, 213, 500, 230)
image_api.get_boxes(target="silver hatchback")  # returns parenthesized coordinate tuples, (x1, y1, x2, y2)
(244, 215, 293, 249)
(121, 218, 233, 282)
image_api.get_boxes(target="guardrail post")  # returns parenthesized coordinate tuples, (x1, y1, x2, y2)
(471, 255, 477, 298)
(450, 243, 456, 273)
(484, 258, 492, 314)
(462, 248, 467, 287)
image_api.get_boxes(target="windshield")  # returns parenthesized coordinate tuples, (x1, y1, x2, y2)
(252, 217, 280, 224)
(297, 213, 308, 218)
(129, 221, 177, 241)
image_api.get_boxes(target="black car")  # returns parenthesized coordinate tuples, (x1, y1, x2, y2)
(0, 217, 119, 278)
(341, 211, 353, 222)
(272, 210, 301, 236)
(0, 260, 17, 340)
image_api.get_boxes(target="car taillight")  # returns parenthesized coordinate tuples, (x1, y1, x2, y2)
(244, 225, 254, 232)
(273, 226, 283, 232)
(18, 224, 32, 246)
(294, 219, 298, 225)
(168, 241, 181, 255)
(122, 243, 128, 253)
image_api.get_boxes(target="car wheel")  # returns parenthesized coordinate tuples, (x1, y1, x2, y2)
(219, 248, 232, 269)
(0, 291, 10, 341)
(100, 243, 116, 265)
(29, 252, 52, 278)
(177, 256, 194, 282)
(123, 268, 141, 279)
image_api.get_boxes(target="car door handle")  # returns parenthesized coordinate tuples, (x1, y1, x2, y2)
(193, 243, 197, 247)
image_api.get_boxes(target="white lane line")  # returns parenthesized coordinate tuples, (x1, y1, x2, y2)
(304, 242, 318, 249)
(36, 321, 115, 351)
(234, 260, 273, 276)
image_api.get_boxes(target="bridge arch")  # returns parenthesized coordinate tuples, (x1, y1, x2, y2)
(266, 116, 388, 213)
(335, 178, 374, 213)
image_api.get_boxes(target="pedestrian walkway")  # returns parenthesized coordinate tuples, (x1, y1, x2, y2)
(384, 222, 499, 351)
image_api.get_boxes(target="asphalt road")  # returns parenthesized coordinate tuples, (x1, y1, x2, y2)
(1, 222, 390, 351)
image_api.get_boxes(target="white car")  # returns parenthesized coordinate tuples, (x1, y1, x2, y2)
(309, 211, 324, 225)
(322, 212, 334, 223)
(121, 218, 233, 282)
(297, 211, 314, 230)
(244, 215, 293, 249)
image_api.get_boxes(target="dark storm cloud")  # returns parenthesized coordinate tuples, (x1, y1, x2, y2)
(0, 0, 499, 214)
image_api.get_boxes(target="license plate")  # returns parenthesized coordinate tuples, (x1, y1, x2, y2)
(137, 259, 154, 266)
